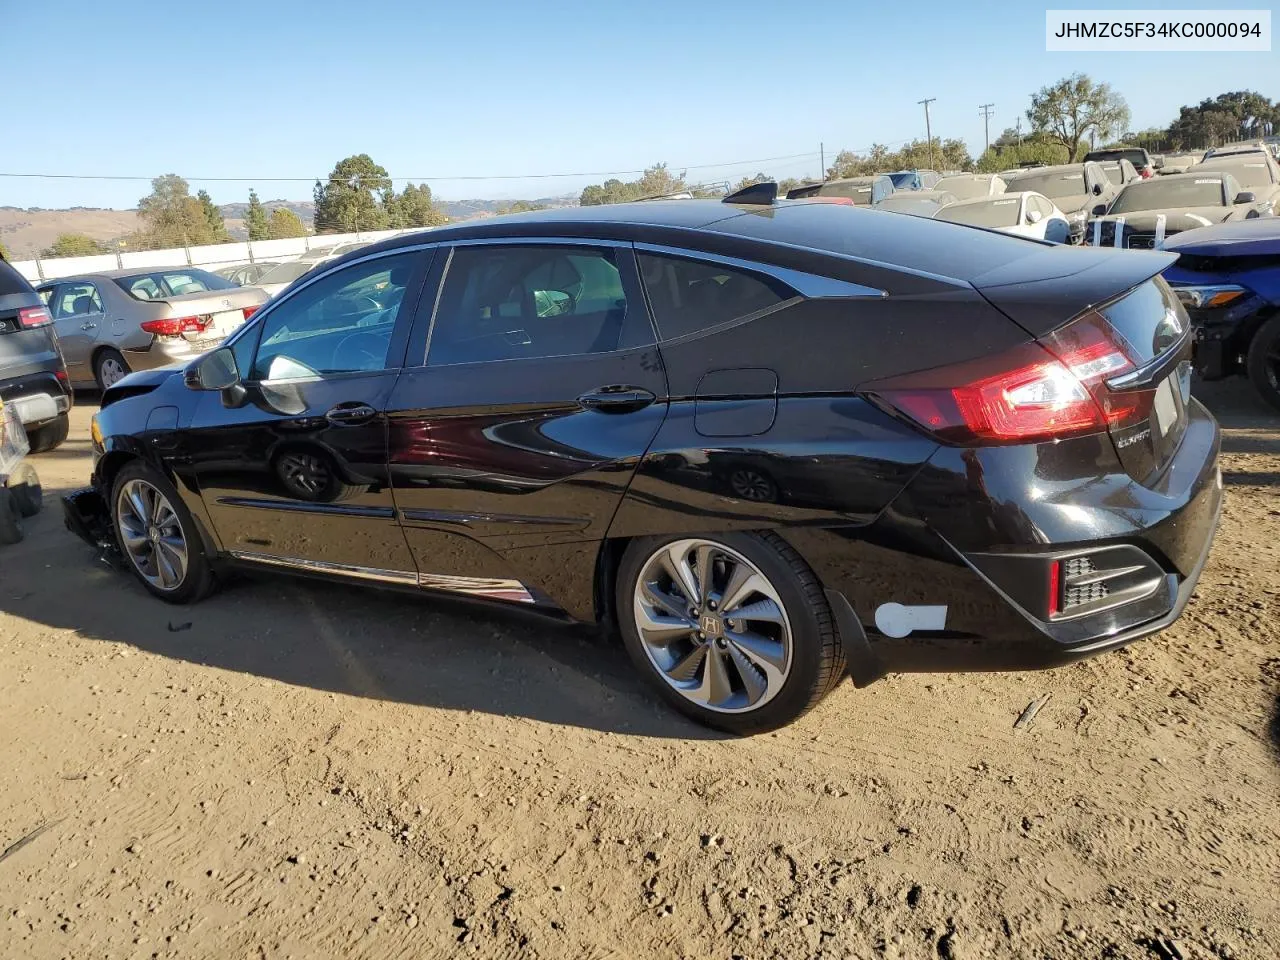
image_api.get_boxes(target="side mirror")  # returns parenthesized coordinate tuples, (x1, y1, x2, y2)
(1234, 191, 1256, 204)
(184, 346, 240, 391)
(1092, 203, 1108, 216)
(1027, 210, 1044, 224)
(1092, 183, 1104, 196)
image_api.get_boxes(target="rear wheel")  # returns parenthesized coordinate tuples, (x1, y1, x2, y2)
(111, 462, 217, 603)
(1246, 316, 1280, 412)
(616, 531, 845, 734)
(0, 488, 24, 545)
(26, 413, 69, 454)
(5, 462, 42, 517)
(95, 349, 130, 390)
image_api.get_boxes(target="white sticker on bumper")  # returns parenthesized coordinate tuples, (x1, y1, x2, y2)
(874, 603, 948, 638)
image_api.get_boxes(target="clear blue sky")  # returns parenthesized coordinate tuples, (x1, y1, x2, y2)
(3, 0, 1276, 209)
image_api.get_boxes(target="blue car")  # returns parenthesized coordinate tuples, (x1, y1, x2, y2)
(885, 170, 941, 191)
(1162, 218, 1280, 410)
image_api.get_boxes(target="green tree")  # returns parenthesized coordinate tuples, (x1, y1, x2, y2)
(826, 139, 973, 179)
(267, 208, 307, 239)
(730, 172, 772, 192)
(245, 189, 270, 241)
(496, 199, 546, 215)
(777, 177, 804, 195)
(975, 139, 1072, 173)
(313, 154, 392, 233)
(197, 189, 229, 242)
(1164, 91, 1280, 150)
(1027, 73, 1130, 161)
(389, 183, 448, 227)
(579, 164, 690, 205)
(0, 240, 9, 262)
(137, 174, 216, 247)
(41, 233, 107, 258)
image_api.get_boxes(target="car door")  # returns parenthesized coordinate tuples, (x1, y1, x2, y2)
(187, 247, 432, 576)
(48, 279, 105, 381)
(385, 240, 667, 603)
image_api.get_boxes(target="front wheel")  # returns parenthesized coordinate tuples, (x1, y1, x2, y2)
(616, 531, 846, 734)
(1246, 316, 1280, 412)
(111, 462, 217, 603)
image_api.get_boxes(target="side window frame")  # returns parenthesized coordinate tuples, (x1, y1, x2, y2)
(221, 246, 434, 385)
(411, 238, 653, 369)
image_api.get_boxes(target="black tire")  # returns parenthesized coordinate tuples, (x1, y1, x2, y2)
(615, 530, 846, 735)
(6, 462, 43, 517)
(1246, 316, 1280, 412)
(94, 348, 130, 391)
(26, 413, 69, 454)
(0, 487, 24, 545)
(110, 461, 217, 604)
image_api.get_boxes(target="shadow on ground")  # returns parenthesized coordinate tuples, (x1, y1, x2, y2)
(1, 483, 723, 742)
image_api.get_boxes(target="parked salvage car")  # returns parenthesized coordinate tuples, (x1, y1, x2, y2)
(1084, 147, 1154, 178)
(1162, 217, 1280, 410)
(884, 170, 941, 191)
(1002, 162, 1117, 242)
(1098, 159, 1141, 186)
(934, 173, 1007, 200)
(215, 262, 280, 286)
(1195, 153, 1280, 214)
(786, 176, 894, 205)
(935, 191, 1071, 242)
(35, 269, 267, 390)
(873, 190, 956, 217)
(1087, 171, 1270, 250)
(0, 258, 72, 452)
(64, 195, 1222, 734)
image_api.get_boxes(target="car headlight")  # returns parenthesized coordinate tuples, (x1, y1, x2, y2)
(1067, 210, 1087, 224)
(1170, 284, 1248, 309)
(90, 415, 104, 450)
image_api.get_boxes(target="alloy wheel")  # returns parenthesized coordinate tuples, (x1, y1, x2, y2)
(632, 538, 793, 713)
(99, 356, 127, 388)
(116, 479, 189, 591)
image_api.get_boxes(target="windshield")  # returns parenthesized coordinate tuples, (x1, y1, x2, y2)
(936, 176, 1000, 200)
(113, 269, 235, 300)
(1200, 160, 1274, 188)
(887, 173, 917, 188)
(258, 261, 319, 285)
(1008, 172, 1085, 199)
(1109, 178, 1225, 213)
(936, 197, 1022, 228)
(1088, 149, 1146, 167)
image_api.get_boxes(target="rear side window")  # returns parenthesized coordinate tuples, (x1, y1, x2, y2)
(637, 253, 792, 341)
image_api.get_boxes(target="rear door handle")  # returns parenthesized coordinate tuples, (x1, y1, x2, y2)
(80, 322, 97, 331)
(577, 385, 657, 413)
(325, 402, 377, 425)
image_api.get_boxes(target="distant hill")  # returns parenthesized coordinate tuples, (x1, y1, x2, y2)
(1, 194, 580, 258)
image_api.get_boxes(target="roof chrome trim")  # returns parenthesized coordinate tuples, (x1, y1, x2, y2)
(633, 242, 888, 299)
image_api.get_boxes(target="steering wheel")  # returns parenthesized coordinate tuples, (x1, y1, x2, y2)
(334, 330, 390, 371)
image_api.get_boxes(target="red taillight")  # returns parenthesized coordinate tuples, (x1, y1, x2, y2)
(869, 313, 1140, 445)
(242, 305, 259, 321)
(17, 306, 53, 329)
(140, 315, 208, 336)
(55, 369, 69, 383)
(1048, 560, 1062, 617)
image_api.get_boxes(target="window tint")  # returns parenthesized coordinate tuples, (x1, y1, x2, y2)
(428, 245, 629, 365)
(250, 252, 418, 381)
(52, 281, 104, 318)
(638, 253, 791, 341)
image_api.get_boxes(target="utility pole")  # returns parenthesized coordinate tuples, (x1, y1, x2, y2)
(918, 98, 937, 169)
(819, 142, 825, 181)
(1015, 117, 1023, 146)
(979, 103, 995, 155)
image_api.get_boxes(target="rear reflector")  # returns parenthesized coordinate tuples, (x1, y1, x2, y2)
(1048, 560, 1062, 616)
(141, 316, 209, 336)
(17, 306, 53, 329)
(242, 305, 260, 321)
(867, 311, 1142, 445)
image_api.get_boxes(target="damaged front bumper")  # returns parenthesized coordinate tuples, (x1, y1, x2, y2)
(62, 487, 118, 558)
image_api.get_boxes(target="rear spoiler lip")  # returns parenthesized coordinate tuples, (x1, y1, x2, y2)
(970, 246, 1177, 338)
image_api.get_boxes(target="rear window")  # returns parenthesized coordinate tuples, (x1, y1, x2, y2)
(637, 253, 792, 341)
(936, 197, 1022, 228)
(114, 269, 234, 300)
(1199, 160, 1276, 188)
(1109, 178, 1225, 213)
(0, 262, 37, 297)
(1007, 171, 1085, 199)
(1101, 279, 1187, 363)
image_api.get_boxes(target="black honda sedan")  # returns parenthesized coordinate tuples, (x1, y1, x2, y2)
(64, 192, 1222, 733)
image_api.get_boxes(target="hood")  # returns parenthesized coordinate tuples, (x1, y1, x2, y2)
(1097, 207, 1232, 231)
(1049, 192, 1091, 214)
(1160, 216, 1280, 257)
(969, 243, 1175, 336)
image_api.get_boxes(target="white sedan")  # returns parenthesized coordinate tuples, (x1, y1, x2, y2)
(934, 191, 1072, 242)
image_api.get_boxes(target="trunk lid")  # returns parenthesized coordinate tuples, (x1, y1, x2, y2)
(150, 286, 267, 348)
(0, 269, 62, 380)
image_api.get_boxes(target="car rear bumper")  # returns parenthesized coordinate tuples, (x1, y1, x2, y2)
(0, 369, 73, 427)
(123, 336, 225, 372)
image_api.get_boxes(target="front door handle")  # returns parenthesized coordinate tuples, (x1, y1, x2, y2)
(577, 385, 657, 413)
(326, 402, 377, 426)
(80, 322, 97, 331)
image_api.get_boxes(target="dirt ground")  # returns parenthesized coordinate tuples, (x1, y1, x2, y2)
(1, 382, 1277, 960)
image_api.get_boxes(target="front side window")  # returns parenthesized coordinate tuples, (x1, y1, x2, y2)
(249, 252, 418, 381)
(52, 281, 104, 318)
(427, 245, 629, 366)
(637, 253, 792, 341)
